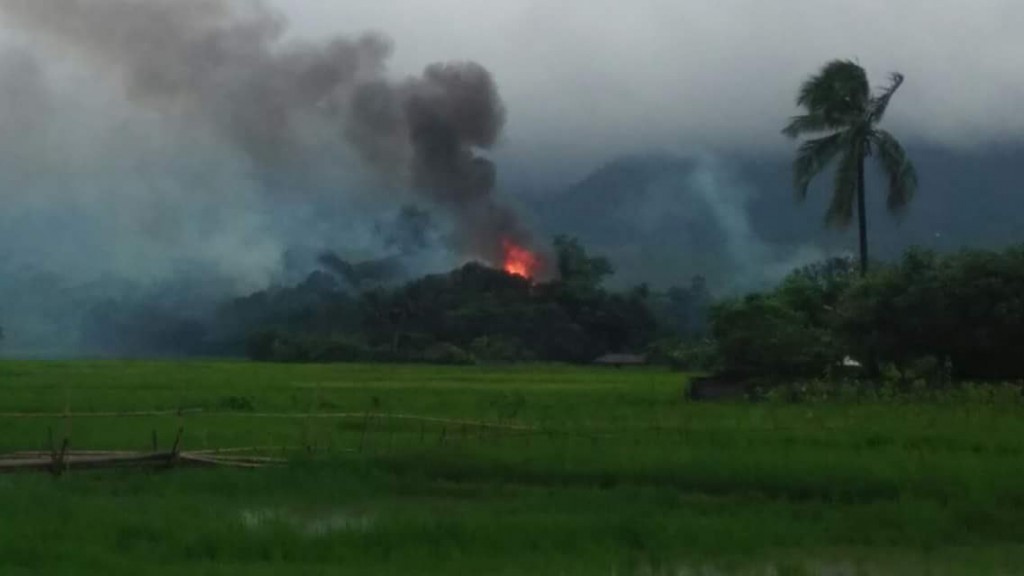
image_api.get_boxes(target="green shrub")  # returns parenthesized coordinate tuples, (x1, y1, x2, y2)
(646, 338, 718, 372)
(469, 336, 533, 363)
(836, 247, 1024, 380)
(711, 294, 840, 379)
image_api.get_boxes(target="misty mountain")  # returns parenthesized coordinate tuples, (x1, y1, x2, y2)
(743, 143, 1024, 255)
(527, 144, 1024, 293)
(528, 154, 824, 292)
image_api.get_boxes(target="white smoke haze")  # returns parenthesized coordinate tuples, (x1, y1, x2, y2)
(686, 157, 827, 292)
(0, 0, 518, 354)
(541, 153, 831, 294)
(0, 0, 522, 258)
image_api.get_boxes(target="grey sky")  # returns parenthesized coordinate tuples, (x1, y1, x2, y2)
(277, 0, 1024, 178)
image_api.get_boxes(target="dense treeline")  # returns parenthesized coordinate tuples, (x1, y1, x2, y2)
(711, 245, 1024, 382)
(221, 237, 710, 364)
(8, 243, 1023, 380)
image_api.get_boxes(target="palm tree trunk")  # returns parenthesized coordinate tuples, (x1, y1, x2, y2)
(856, 155, 868, 276)
(855, 152, 878, 375)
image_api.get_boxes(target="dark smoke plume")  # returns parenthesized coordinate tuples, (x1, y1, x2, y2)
(404, 63, 531, 262)
(0, 0, 529, 262)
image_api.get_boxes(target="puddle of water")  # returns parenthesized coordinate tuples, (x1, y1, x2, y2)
(648, 561, 887, 576)
(240, 507, 374, 536)
(303, 512, 374, 536)
(663, 559, 1006, 576)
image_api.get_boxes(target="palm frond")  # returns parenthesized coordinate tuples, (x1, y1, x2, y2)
(825, 146, 860, 228)
(795, 60, 870, 123)
(871, 129, 918, 215)
(782, 112, 832, 138)
(869, 72, 905, 124)
(793, 132, 845, 200)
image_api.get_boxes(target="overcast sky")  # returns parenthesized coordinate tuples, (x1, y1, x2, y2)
(1, 0, 1020, 182)
(273, 0, 1024, 179)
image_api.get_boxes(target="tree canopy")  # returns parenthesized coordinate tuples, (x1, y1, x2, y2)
(212, 237, 701, 365)
(710, 247, 1024, 382)
(784, 60, 918, 274)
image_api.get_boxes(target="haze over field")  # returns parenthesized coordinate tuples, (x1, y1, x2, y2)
(0, 0, 1021, 354)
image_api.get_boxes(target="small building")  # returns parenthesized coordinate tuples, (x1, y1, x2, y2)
(593, 353, 647, 367)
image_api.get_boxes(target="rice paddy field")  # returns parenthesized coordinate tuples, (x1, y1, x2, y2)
(2, 361, 1024, 574)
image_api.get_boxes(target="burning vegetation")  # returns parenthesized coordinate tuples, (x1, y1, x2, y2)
(501, 240, 539, 279)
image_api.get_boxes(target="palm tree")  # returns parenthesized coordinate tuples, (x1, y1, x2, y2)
(783, 60, 918, 275)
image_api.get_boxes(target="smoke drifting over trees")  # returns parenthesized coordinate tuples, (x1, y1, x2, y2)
(0, 0, 539, 355)
(0, 0, 524, 262)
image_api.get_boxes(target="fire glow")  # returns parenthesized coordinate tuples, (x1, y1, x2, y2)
(502, 240, 539, 279)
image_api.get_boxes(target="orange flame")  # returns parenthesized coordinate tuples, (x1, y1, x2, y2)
(502, 239, 538, 279)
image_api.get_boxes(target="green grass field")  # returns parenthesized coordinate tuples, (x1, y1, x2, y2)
(2, 361, 1024, 574)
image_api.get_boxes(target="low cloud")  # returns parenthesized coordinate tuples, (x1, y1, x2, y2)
(277, 0, 1024, 177)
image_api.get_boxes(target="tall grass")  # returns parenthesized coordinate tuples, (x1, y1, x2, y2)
(1, 360, 1024, 574)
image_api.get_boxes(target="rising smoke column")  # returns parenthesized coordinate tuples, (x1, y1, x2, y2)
(404, 62, 529, 263)
(0, 0, 530, 264)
